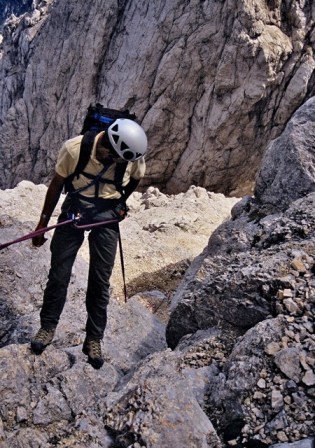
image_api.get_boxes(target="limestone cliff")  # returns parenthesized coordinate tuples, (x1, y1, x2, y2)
(0, 0, 314, 195)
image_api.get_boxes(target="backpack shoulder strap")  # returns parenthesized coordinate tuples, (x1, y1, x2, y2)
(74, 131, 97, 177)
(64, 131, 97, 193)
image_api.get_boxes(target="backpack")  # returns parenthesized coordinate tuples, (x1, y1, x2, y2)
(65, 104, 137, 197)
(81, 103, 136, 134)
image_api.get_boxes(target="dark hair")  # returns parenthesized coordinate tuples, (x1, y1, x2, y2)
(100, 131, 120, 158)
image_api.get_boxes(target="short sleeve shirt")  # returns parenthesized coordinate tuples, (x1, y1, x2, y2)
(55, 132, 146, 199)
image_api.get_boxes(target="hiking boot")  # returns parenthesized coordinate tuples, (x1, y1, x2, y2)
(82, 338, 104, 369)
(31, 327, 55, 354)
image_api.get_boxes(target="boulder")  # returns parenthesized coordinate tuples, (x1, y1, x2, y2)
(166, 99, 315, 348)
(255, 97, 315, 214)
(104, 350, 221, 448)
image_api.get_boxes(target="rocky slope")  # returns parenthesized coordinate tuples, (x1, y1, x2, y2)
(0, 180, 238, 303)
(0, 0, 314, 196)
(0, 179, 237, 447)
(166, 96, 315, 447)
(0, 96, 314, 447)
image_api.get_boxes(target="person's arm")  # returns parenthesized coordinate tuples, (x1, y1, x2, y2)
(115, 157, 145, 219)
(32, 173, 66, 247)
(114, 178, 140, 221)
(122, 157, 145, 201)
(122, 177, 140, 201)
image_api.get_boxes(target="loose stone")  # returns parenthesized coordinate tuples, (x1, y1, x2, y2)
(271, 389, 284, 411)
(257, 378, 266, 389)
(302, 370, 315, 386)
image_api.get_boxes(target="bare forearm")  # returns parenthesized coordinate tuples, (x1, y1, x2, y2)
(123, 178, 140, 201)
(38, 174, 65, 225)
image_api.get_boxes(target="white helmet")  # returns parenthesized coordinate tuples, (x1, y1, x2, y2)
(107, 119, 148, 161)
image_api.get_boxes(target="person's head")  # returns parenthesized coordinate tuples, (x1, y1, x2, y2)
(102, 119, 148, 162)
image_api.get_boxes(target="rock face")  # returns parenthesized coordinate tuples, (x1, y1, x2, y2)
(255, 97, 315, 214)
(166, 98, 315, 445)
(166, 97, 315, 346)
(0, 0, 315, 196)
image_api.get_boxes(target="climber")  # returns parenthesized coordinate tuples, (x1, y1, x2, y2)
(31, 118, 148, 369)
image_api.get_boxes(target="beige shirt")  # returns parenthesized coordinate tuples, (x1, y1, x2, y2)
(55, 132, 146, 199)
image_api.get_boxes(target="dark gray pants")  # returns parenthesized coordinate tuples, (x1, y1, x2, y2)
(40, 205, 119, 340)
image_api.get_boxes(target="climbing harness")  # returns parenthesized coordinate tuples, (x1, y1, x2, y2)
(0, 216, 128, 303)
(64, 130, 129, 197)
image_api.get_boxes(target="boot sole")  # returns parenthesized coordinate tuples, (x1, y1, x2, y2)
(87, 356, 104, 369)
(30, 341, 50, 355)
(82, 346, 104, 369)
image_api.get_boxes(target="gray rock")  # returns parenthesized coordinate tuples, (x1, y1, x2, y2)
(301, 370, 315, 386)
(4, 428, 49, 448)
(104, 350, 221, 448)
(204, 314, 315, 445)
(255, 97, 315, 214)
(166, 246, 287, 348)
(0, 0, 32, 29)
(182, 365, 219, 407)
(271, 388, 284, 412)
(32, 383, 72, 425)
(266, 410, 289, 432)
(166, 105, 315, 345)
(270, 437, 315, 448)
(274, 347, 302, 382)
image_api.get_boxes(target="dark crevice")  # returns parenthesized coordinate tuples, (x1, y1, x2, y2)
(106, 426, 147, 448)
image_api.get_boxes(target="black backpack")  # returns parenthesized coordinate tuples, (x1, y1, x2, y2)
(65, 104, 137, 196)
(81, 103, 136, 134)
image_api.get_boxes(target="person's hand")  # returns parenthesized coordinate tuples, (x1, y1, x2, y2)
(114, 202, 129, 221)
(32, 223, 48, 247)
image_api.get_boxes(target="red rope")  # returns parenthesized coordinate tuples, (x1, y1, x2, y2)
(0, 219, 74, 250)
(0, 217, 119, 250)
